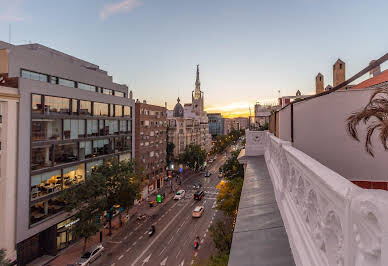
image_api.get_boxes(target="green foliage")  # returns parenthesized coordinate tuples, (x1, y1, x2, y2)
(216, 177, 243, 216)
(209, 218, 234, 254)
(193, 253, 229, 266)
(180, 144, 207, 171)
(222, 149, 244, 180)
(63, 159, 142, 250)
(211, 129, 244, 155)
(0, 249, 10, 266)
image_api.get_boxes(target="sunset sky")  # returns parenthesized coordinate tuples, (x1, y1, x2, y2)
(1, 0, 388, 117)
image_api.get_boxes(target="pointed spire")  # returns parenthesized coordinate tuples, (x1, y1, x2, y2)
(195, 64, 200, 91)
(177, 97, 180, 103)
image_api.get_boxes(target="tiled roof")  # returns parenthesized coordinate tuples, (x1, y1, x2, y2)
(352, 69, 388, 89)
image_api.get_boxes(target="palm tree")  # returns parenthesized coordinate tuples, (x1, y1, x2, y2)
(346, 87, 388, 157)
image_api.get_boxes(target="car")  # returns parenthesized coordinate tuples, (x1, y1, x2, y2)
(194, 190, 205, 200)
(205, 171, 211, 177)
(76, 244, 104, 265)
(174, 190, 185, 200)
(193, 183, 202, 190)
(192, 206, 205, 217)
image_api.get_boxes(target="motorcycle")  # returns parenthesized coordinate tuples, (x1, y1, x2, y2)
(194, 236, 200, 249)
(148, 225, 155, 237)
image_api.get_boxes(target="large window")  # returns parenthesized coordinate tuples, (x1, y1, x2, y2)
(32, 94, 43, 114)
(109, 104, 114, 117)
(30, 196, 65, 225)
(79, 101, 91, 115)
(124, 106, 131, 117)
(92, 139, 111, 156)
(30, 170, 61, 200)
(102, 88, 113, 95)
(21, 69, 48, 82)
(86, 160, 103, 176)
(54, 143, 78, 165)
(93, 103, 109, 116)
(79, 141, 93, 160)
(113, 120, 119, 134)
(120, 120, 127, 133)
(115, 91, 124, 97)
(99, 120, 105, 135)
(115, 105, 123, 117)
(114, 137, 124, 152)
(86, 120, 98, 137)
(78, 83, 96, 92)
(45, 96, 70, 114)
(31, 145, 54, 170)
(63, 164, 85, 189)
(58, 78, 75, 88)
(32, 119, 62, 141)
(72, 99, 78, 114)
(64, 120, 85, 139)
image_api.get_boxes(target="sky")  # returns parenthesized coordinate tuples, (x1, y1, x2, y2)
(0, 0, 388, 117)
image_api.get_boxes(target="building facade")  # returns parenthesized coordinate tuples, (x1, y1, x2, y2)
(0, 41, 135, 265)
(135, 100, 167, 198)
(207, 113, 224, 137)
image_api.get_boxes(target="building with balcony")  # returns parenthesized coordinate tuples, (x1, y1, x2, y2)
(135, 100, 167, 198)
(0, 41, 135, 265)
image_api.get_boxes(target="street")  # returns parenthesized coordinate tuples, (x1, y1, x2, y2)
(93, 154, 228, 266)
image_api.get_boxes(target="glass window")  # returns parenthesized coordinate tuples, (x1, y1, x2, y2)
(124, 136, 131, 150)
(92, 139, 111, 156)
(120, 120, 127, 133)
(72, 99, 78, 114)
(63, 164, 85, 189)
(114, 137, 124, 152)
(32, 94, 43, 114)
(50, 76, 58, 84)
(55, 143, 78, 165)
(64, 120, 84, 139)
(59, 78, 75, 88)
(78, 83, 96, 92)
(86, 160, 103, 176)
(115, 105, 123, 117)
(105, 120, 113, 135)
(21, 69, 48, 82)
(86, 120, 98, 137)
(31, 145, 54, 170)
(32, 119, 62, 141)
(30, 170, 61, 201)
(30, 196, 65, 225)
(124, 106, 131, 117)
(113, 120, 119, 134)
(93, 103, 109, 116)
(102, 88, 113, 95)
(79, 141, 93, 160)
(45, 96, 70, 115)
(99, 120, 105, 136)
(115, 91, 124, 97)
(119, 153, 131, 161)
(109, 104, 114, 117)
(79, 101, 91, 115)
(127, 120, 132, 132)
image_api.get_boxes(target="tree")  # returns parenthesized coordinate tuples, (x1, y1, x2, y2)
(0, 249, 10, 266)
(346, 87, 388, 157)
(209, 218, 234, 254)
(222, 149, 244, 180)
(216, 177, 243, 216)
(181, 144, 207, 171)
(166, 142, 175, 166)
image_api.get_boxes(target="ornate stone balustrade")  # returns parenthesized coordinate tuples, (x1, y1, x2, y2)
(245, 131, 388, 266)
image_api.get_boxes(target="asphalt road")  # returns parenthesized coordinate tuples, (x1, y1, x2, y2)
(94, 153, 228, 266)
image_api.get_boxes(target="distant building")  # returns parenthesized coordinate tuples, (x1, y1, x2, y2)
(207, 113, 224, 137)
(135, 100, 167, 198)
(251, 103, 272, 128)
(223, 117, 249, 135)
(278, 90, 311, 107)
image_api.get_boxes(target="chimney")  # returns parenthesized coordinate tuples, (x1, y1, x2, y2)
(143, 100, 147, 104)
(315, 73, 324, 94)
(129, 90, 133, 99)
(369, 60, 381, 77)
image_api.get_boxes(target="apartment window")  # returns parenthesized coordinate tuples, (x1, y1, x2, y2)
(92, 139, 111, 156)
(30, 196, 65, 225)
(78, 83, 96, 92)
(115, 91, 124, 97)
(99, 120, 105, 135)
(30, 170, 61, 201)
(114, 137, 124, 152)
(50, 76, 58, 84)
(59, 78, 75, 88)
(112, 120, 119, 134)
(127, 120, 132, 132)
(21, 69, 48, 82)
(124, 106, 131, 117)
(79, 100, 91, 115)
(63, 119, 85, 139)
(45, 96, 70, 114)
(86, 120, 98, 137)
(32, 94, 43, 114)
(72, 99, 78, 114)
(102, 88, 113, 95)
(115, 105, 123, 117)
(55, 143, 78, 165)
(79, 141, 92, 160)
(31, 145, 54, 170)
(120, 120, 127, 132)
(123, 136, 131, 150)
(93, 102, 109, 116)
(63, 164, 85, 189)
(109, 104, 114, 117)
(32, 119, 62, 141)
(86, 160, 103, 176)
(105, 120, 113, 135)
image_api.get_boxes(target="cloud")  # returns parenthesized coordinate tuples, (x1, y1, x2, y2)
(100, 0, 142, 20)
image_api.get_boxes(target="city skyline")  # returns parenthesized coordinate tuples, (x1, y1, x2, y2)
(1, 0, 388, 117)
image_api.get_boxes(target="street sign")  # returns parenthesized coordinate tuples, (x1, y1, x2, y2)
(157, 194, 162, 203)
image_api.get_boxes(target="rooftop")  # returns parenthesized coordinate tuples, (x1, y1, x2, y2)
(352, 69, 388, 89)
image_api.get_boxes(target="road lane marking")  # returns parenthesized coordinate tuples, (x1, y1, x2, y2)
(176, 249, 181, 258)
(206, 229, 208, 232)
(124, 236, 128, 240)
(111, 263, 116, 266)
(118, 255, 124, 260)
(144, 231, 148, 235)
(129, 232, 133, 236)
(159, 247, 166, 256)
(191, 260, 194, 265)
(130, 200, 184, 266)
(168, 236, 174, 244)
(200, 239, 204, 244)
(139, 235, 143, 240)
(132, 241, 137, 246)
(204, 233, 206, 238)
(210, 221, 213, 224)
(194, 252, 198, 257)
(126, 247, 131, 252)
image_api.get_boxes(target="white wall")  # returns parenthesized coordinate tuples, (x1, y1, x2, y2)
(290, 88, 387, 181)
(279, 105, 292, 142)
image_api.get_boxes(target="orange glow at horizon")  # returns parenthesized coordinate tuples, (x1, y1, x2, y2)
(205, 99, 277, 118)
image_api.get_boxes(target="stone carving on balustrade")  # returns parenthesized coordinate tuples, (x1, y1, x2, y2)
(306, 189, 326, 256)
(323, 210, 344, 266)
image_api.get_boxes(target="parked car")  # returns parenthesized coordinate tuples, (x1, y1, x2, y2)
(194, 190, 205, 200)
(76, 244, 104, 266)
(192, 206, 205, 217)
(174, 190, 185, 200)
(205, 171, 211, 177)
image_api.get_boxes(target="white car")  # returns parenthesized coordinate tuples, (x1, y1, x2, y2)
(76, 244, 104, 265)
(192, 206, 205, 217)
(174, 190, 185, 200)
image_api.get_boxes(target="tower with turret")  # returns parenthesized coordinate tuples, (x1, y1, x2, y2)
(333, 59, 345, 88)
(315, 73, 324, 94)
(192, 64, 204, 115)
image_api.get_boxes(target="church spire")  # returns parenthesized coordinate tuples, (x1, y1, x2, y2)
(195, 64, 200, 91)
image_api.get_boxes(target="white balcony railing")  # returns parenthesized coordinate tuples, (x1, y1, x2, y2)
(244, 130, 388, 266)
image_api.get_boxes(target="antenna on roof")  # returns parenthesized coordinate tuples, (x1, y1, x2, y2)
(9, 24, 11, 44)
